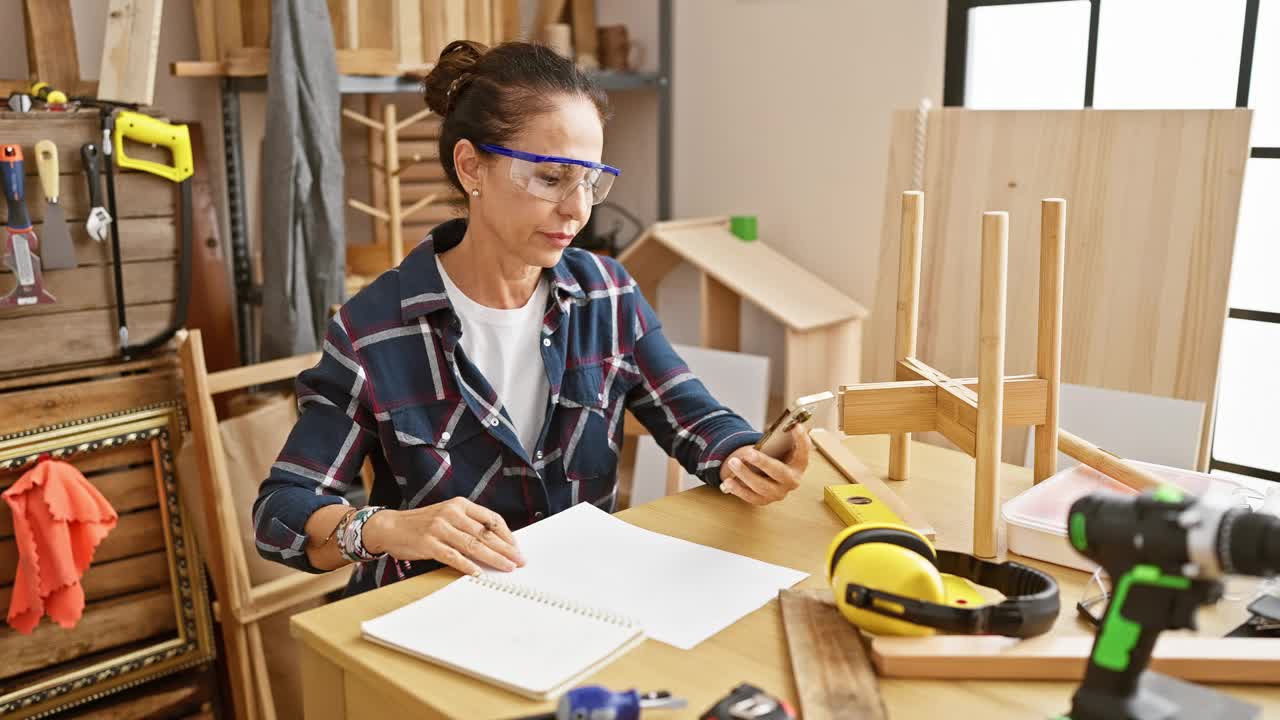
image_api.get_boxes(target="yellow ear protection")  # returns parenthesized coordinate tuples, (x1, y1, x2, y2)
(825, 523, 1060, 638)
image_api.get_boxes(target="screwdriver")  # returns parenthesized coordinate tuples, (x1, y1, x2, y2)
(510, 686, 686, 720)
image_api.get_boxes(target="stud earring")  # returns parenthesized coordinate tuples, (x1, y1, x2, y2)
(470, 188, 480, 197)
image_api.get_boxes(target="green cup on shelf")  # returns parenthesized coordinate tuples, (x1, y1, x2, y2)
(729, 215, 758, 242)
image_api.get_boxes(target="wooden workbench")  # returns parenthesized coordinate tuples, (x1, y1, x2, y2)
(290, 434, 1280, 719)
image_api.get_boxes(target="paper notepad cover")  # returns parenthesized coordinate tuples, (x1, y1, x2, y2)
(360, 502, 808, 698)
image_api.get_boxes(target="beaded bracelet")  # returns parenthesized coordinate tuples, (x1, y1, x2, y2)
(338, 505, 388, 563)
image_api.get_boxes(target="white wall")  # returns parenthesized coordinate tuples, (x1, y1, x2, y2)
(656, 0, 947, 395)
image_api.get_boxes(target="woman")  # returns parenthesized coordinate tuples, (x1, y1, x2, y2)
(252, 40, 812, 595)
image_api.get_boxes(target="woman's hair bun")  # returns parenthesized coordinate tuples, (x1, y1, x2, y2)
(422, 39, 490, 116)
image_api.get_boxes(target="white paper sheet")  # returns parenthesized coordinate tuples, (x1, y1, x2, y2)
(484, 502, 808, 650)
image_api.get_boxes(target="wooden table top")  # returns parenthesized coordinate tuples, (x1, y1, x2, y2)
(291, 433, 1279, 719)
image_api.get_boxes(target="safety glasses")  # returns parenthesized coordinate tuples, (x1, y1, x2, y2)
(477, 143, 620, 206)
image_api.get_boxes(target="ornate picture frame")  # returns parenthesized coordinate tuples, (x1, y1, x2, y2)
(0, 404, 215, 718)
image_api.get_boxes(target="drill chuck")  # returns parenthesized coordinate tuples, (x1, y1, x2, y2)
(1222, 509, 1280, 577)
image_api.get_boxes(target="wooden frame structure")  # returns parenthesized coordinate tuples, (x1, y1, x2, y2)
(840, 192, 1165, 558)
(0, 405, 215, 718)
(178, 330, 350, 720)
(618, 217, 868, 428)
(343, 102, 449, 272)
(839, 192, 1062, 558)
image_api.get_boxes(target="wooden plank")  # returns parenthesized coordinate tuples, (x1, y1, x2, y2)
(0, 551, 170, 610)
(0, 373, 178, 437)
(215, 0, 246, 57)
(0, 464, 158, 538)
(4, 172, 176, 225)
(420, 0, 448, 63)
(870, 635, 1280, 685)
(97, 0, 165, 106)
(868, 109, 1253, 466)
(0, 508, 165, 583)
(0, 303, 181, 374)
(394, 0, 425, 68)
(810, 428, 935, 540)
(336, 48, 400, 76)
(779, 589, 887, 720)
(617, 239, 682, 318)
(442, 0, 467, 48)
(193, 0, 221, 62)
(75, 669, 212, 720)
(935, 391, 977, 456)
(569, 0, 597, 65)
(700, 273, 739, 352)
(533, 0, 568, 42)
(207, 353, 321, 395)
(23, 0, 82, 96)
(465, 0, 493, 45)
(327, 0, 349, 48)
(0, 357, 173, 392)
(241, 0, 271, 49)
(634, 218, 868, 331)
(0, 259, 177, 320)
(358, 0, 395, 50)
(0, 218, 176, 272)
(0, 588, 176, 682)
(838, 381, 937, 435)
(491, 0, 521, 43)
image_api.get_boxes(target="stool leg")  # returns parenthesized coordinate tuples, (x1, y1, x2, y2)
(1034, 199, 1066, 484)
(890, 191, 924, 481)
(975, 211, 1008, 559)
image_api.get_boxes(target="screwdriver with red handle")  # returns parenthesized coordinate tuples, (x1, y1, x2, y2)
(0, 145, 56, 306)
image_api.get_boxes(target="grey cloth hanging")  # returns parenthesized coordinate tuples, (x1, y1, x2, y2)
(260, 0, 346, 359)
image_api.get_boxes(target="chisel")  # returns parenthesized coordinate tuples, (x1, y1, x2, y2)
(33, 140, 76, 269)
(0, 145, 56, 306)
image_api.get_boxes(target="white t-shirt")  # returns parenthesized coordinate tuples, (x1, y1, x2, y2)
(436, 256, 551, 458)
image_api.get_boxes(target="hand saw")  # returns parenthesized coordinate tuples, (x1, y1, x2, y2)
(108, 110, 194, 357)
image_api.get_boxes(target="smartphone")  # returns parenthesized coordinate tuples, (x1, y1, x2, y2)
(753, 391, 835, 460)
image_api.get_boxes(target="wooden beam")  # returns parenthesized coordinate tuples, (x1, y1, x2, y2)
(973, 211, 1008, 559)
(23, 0, 82, 95)
(1035, 198, 1066, 483)
(890, 191, 924, 481)
(98, 0, 165, 105)
(838, 381, 938, 435)
(700, 273, 740, 352)
(193, 0, 220, 61)
(871, 635, 1280, 684)
(206, 353, 322, 395)
(780, 589, 888, 720)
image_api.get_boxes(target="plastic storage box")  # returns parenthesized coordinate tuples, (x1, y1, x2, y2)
(1002, 460, 1275, 572)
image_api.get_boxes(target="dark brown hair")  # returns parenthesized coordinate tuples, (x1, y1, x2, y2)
(422, 40, 611, 198)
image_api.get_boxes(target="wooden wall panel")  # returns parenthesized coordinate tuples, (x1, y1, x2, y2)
(867, 109, 1252, 465)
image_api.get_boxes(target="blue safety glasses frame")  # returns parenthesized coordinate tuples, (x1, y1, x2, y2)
(476, 143, 620, 206)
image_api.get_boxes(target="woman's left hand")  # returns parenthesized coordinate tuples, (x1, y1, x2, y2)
(719, 425, 812, 506)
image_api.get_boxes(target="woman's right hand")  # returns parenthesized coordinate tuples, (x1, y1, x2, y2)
(362, 497, 525, 576)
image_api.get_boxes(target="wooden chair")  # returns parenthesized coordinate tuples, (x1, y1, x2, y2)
(178, 329, 352, 720)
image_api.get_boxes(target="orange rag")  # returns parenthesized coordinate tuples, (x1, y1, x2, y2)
(2, 458, 118, 634)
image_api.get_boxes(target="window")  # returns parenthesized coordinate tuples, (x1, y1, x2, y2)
(945, 0, 1279, 483)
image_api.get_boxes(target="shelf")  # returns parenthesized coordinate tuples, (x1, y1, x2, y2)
(174, 61, 664, 95)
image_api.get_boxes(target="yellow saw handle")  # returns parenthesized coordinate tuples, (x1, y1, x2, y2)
(113, 111, 194, 184)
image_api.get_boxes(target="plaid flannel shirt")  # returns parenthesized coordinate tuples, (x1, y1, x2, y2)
(252, 219, 762, 596)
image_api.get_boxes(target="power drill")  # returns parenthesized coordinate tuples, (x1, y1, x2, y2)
(1064, 485, 1280, 720)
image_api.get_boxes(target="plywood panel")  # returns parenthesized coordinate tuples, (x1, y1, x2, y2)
(868, 109, 1252, 465)
(5, 172, 176, 225)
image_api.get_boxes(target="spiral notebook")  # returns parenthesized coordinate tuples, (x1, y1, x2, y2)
(361, 574, 644, 699)
(360, 502, 807, 699)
